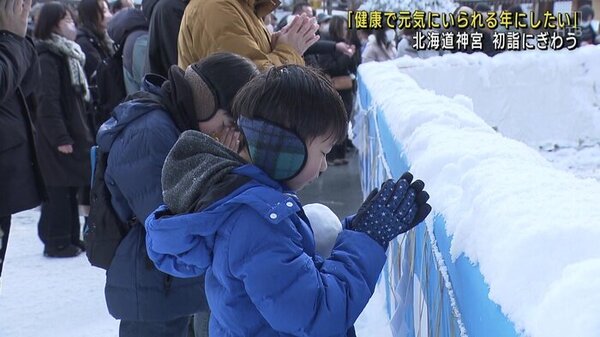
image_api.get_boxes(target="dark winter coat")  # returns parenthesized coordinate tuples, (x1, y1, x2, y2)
(145, 131, 387, 336)
(76, 27, 114, 130)
(107, 8, 149, 94)
(34, 43, 94, 187)
(303, 39, 337, 67)
(147, 0, 188, 78)
(0, 31, 44, 216)
(95, 75, 206, 321)
(317, 37, 357, 115)
(76, 27, 113, 82)
(579, 24, 597, 47)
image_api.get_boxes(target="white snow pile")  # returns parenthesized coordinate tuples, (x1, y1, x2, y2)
(303, 203, 343, 258)
(393, 47, 600, 146)
(358, 59, 600, 337)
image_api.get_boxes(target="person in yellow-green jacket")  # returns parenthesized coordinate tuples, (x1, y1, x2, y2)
(178, 0, 319, 70)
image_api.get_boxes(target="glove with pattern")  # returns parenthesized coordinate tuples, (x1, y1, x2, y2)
(350, 172, 432, 248)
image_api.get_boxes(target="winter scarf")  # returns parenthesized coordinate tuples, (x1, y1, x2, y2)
(40, 33, 91, 102)
(162, 130, 246, 214)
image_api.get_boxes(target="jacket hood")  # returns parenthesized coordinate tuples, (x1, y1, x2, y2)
(161, 130, 248, 214)
(96, 74, 165, 151)
(107, 8, 148, 45)
(145, 162, 301, 278)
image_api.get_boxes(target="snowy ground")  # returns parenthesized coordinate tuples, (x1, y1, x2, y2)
(538, 141, 600, 181)
(0, 144, 597, 337)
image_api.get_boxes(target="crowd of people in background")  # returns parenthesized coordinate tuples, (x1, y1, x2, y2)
(355, 1, 600, 60)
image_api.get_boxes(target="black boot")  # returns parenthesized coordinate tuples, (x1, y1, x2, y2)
(44, 244, 82, 258)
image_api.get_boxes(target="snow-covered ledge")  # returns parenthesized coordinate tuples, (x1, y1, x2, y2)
(391, 48, 600, 146)
(356, 58, 600, 337)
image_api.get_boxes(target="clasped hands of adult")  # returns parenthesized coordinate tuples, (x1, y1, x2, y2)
(271, 14, 319, 56)
(271, 14, 356, 58)
(0, 0, 31, 37)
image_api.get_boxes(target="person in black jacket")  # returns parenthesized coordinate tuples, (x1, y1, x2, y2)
(577, 5, 597, 47)
(76, 0, 114, 131)
(107, 8, 149, 94)
(33, 2, 94, 258)
(0, 0, 44, 278)
(143, 0, 187, 78)
(317, 16, 357, 166)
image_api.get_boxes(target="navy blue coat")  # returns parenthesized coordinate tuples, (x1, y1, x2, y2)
(96, 78, 206, 321)
(146, 165, 387, 336)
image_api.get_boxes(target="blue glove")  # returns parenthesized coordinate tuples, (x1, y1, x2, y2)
(351, 172, 431, 248)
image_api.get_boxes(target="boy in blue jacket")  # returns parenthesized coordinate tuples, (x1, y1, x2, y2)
(145, 65, 432, 337)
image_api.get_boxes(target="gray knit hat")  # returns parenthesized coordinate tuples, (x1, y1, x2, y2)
(183, 64, 218, 122)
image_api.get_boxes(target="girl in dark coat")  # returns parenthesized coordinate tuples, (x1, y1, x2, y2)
(76, 0, 114, 131)
(34, 2, 94, 257)
(96, 53, 258, 337)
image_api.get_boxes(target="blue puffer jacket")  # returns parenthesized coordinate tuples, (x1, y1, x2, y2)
(145, 160, 387, 336)
(96, 77, 206, 321)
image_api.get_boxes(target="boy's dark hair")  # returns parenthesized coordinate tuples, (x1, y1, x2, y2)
(34, 2, 70, 40)
(78, 0, 108, 36)
(231, 65, 348, 144)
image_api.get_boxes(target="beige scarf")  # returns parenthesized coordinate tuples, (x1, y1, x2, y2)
(41, 33, 91, 102)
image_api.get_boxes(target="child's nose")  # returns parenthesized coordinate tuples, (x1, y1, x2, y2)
(320, 157, 328, 172)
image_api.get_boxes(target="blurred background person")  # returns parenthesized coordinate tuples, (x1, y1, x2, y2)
(110, 0, 134, 15)
(263, 12, 277, 33)
(76, 0, 114, 132)
(26, 2, 44, 37)
(33, 1, 94, 258)
(473, 3, 500, 56)
(362, 27, 396, 62)
(317, 15, 357, 166)
(107, 7, 148, 94)
(143, 0, 188, 78)
(396, 27, 447, 59)
(317, 12, 331, 38)
(0, 0, 44, 280)
(275, 1, 313, 32)
(578, 4, 597, 47)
